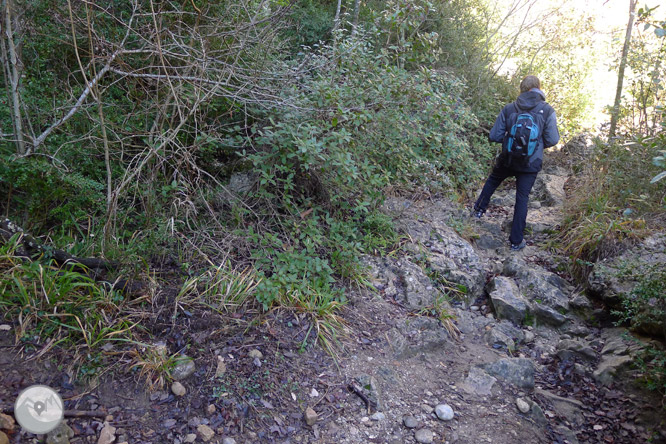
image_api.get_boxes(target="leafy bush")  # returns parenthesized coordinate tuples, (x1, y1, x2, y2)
(240, 32, 481, 216)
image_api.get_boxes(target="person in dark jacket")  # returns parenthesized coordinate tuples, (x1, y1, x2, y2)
(472, 75, 560, 251)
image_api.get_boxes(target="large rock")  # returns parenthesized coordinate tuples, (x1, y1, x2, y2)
(387, 317, 451, 359)
(353, 374, 383, 412)
(588, 234, 666, 340)
(556, 339, 597, 362)
(382, 197, 486, 305)
(531, 302, 567, 326)
(462, 367, 497, 396)
(593, 355, 633, 385)
(416, 223, 486, 305)
(593, 328, 646, 385)
(486, 320, 526, 350)
(481, 358, 535, 390)
(503, 257, 569, 312)
(535, 388, 585, 426)
(400, 260, 438, 310)
(363, 256, 436, 310)
(532, 173, 566, 207)
(487, 277, 528, 325)
(227, 172, 257, 194)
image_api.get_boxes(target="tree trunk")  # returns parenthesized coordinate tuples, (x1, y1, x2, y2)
(1, 0, 26, 154)
(609, 0, 637, 139)
(351, 0, 360, 36)
(333, 0, 342, 33)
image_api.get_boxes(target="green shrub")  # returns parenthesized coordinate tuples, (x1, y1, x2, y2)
(240, 32, 481, 216)
(613, 265, 666, 339)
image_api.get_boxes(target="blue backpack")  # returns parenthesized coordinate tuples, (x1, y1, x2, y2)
(503, 102, 547, 167)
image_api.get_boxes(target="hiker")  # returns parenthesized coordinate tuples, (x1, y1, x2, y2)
(472, 75, 560, 251)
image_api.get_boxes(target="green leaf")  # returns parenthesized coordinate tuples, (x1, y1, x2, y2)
(650, 171, 666, 183)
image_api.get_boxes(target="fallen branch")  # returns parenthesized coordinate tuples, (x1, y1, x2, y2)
(0, 218, 113, 271)
(0, 218, 146, 297)
(0, 406, 108, 419)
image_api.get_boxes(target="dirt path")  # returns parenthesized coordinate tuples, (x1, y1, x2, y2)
(1, 162, 664, 444)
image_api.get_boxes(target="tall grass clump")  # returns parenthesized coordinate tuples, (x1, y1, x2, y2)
(558, 137, 665, 279)
(0, 235, 137, 355)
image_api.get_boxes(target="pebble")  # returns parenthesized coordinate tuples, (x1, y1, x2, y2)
(222, 439, 237, 444)
(98, 423, 116, 444)
(197, 424, 215, 442)
(184, 434, 197, 443)
(172, 355, 196, 380)
(403, 415, 418, 429)
(415, 428, 434, 443)
(248, 349, 263, 359)
(215, 356, 226, 377)
(524, 331, 535, 343)
(304, 407, 318, 426)
(371, 412, 385, 421)
(435, 404, 454, 421)
(421, 404, 433, 413)
(206, 404, 216, 414)
(46, 422, 74, 444)
(0, 431, 8, 444)
(0, 413, 14, 431)
(516, 398, 530, 414)
(171, 381, 187, 396)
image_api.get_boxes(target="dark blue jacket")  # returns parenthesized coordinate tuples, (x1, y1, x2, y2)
(488, 89, 560, 173)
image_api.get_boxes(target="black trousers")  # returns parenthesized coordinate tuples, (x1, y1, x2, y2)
(474, 165, 538, 245)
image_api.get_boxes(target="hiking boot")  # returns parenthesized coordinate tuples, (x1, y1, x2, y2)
(510, 240, 527, 251)
(471, 208, 484, 219)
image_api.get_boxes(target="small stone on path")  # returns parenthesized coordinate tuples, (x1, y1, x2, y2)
(222, 438, 237, 444)
(0, 431, 8, 444)
(172, 355, 196, 380)
(415, 428, 434, 443)
(184, 434, 197, 443)
(524, 331, 535, 343)
(403, 415, 418, 429)
(171, 381, 186, 396)
(0, 413, 14, 431)
(215, 356, 226, 377)
(435, 404, 454, 420)
(516, 398, 530, 413)
(97, 423, 116, 444)
(46, 422, 75, 444)
(304, 407, 318, 426)
(197, 424, 215, 442)
(371, 412, 385, 421)
(206, 404, 216, 414)
(248, 349, 263, 359)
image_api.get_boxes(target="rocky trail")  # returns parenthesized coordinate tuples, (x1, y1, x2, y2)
(1, 157, 665, 444)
